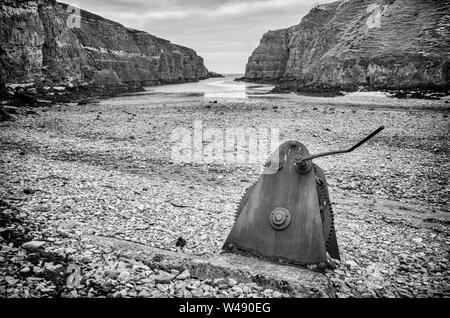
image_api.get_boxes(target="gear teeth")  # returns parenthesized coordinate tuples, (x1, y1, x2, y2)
(314, 165, 336, 250)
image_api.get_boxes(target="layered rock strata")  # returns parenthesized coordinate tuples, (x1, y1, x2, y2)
(0, 0, 210, 87)
(242, 0, 450, 92)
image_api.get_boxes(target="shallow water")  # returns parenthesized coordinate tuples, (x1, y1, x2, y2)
(101, 75, 447, 112)
(145, 74, 275, 99)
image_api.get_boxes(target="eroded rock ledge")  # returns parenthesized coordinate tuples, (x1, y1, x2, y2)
(0, 0, 210, 91)
(241, 0, 450, 93)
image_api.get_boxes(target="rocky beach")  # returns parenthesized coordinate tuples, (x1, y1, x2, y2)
(0, 0, 449, 301)
(0, 79, 449, 298)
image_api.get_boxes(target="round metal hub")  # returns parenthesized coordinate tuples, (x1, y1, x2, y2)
(270, 208, 291, 230)
(294, 155, 313, 174)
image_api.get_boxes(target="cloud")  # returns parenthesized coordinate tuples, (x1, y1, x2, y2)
(67, 0, 317, 73)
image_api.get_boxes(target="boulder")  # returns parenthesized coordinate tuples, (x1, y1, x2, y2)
(90, 69, 122, 88)
(21, 241, 46, 252)
(0, 105, 14, 122)
(13, 92, 38, 106)
(0, 81, 9, 99)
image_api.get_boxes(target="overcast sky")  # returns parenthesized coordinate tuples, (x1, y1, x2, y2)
(67, 0, 319, 74)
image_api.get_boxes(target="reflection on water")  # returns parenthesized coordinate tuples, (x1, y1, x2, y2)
(109, 75, 396, 107)
(145, 74, 275, 99)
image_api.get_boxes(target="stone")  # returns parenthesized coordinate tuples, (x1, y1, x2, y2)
(21, 241, 46, 252)
(263, 289, 274, 295)
(231, 286, 243, 297)
(227, 278, 238, 287)
(56, 229, 70, 238)
(0, 81, 9, 99)
(345, 260, 359, 270)
(5, 276, 18, 285)
(176, 270, 190, 280)
(155, 271, 175, 284)
(118, 270, 131, 282)
(138, 289, 152, 298)
(273, 291, 283, 298)
(0, 105, 14, 122)
(65, 247, 77, 254)
(156, 284, 169, 293)
(334, 269, 346, 276)
(106, 270, 120, 279)
(191, 289, 204, 298)
(200, 284, 211, 292)
(1, 245, 12, 253)
(399, 264, 411, 272)
(213, 278, 226, 286)
(81, 256, 92, 264)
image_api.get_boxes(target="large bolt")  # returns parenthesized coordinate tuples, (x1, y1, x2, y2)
(270, 208, 291, 230)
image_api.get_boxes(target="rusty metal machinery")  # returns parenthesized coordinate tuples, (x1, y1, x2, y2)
(223, 126, 385, 266)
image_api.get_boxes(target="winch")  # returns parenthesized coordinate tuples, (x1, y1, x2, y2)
(223, 126, 385, 266)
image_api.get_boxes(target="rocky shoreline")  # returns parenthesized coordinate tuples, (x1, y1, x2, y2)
(0, 80, 144, 122)
(236, 76, 450, 99)
(0, 0, 213, 112)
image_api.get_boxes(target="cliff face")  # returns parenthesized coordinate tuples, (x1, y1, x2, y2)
(0, 0, 209, 86)
(244, 0, 450, 91)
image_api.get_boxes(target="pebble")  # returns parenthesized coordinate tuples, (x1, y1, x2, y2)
(231, 286, 243, 296)
(345, 260, 359, 270)
(5, 276, 18, 285)
(56, 229, 70, 238)
(176, 270, 190, 280)
(118, 270, 131, 282)
(156, 284, 169, 293)
(20, 267, 31, 274)
(227, 278, 238, 287)
(273, 291, 283, 298)
(213, 278, 226, 286)
(21, 241, 46, 252)
(170, 269, 180, 276)
(81, 256, 92, 264)
(155, 271, 175, 284)
(138, 289, 152, 298)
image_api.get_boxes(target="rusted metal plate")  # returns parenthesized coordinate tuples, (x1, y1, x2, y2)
(224, 141, 328, 265)
(224, 127, 386, 265)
